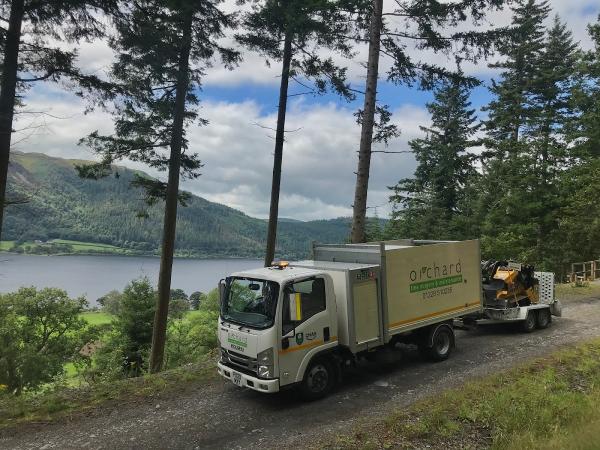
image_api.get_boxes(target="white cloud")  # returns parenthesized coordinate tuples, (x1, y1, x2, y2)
(12, 88, 427, 221)
(183, 100, 425, 220)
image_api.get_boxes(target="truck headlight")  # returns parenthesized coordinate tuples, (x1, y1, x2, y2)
(257, 347, 274, 379)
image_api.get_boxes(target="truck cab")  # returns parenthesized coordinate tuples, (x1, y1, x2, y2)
(217, 262, 339, 397)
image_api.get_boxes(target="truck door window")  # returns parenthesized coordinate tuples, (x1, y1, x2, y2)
(283, 278, 326, 334)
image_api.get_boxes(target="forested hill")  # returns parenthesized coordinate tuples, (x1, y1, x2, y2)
(4, 152, 351, 258)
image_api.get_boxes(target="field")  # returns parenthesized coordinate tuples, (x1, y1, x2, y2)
(556, 281, 600, 302)
(52, 239, 126, 253)
(81, 311, 113, 326)
(0, 239, 134, 255)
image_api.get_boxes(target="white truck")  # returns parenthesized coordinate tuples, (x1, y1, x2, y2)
(217, 239, 484, 399)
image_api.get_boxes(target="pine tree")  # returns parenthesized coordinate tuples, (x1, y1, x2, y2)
(478, 0, 549, 264)
(0, 0, 116, 242)
(568, 15, 600, 159)
(350, 0, 510, 243)
(552, 16, 600, 275)
(237, 0, 359, 266)
(388, 78, 480, 240)
(526, 16, 577, 266)
(480, 3, 579, 269)
(483, 0, 550, 152)
(78, 0, 239, 372)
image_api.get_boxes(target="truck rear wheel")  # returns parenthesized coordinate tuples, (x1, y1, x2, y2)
(300, 358, 335, 401)
(521, 311, 537, 333)
(420, 324, 454, 362)
(536, 308, 551, 329)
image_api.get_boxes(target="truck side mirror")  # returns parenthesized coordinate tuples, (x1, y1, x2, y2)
(218, 279, 226, 305)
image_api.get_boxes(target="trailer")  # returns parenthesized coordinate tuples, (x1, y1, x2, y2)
(217, 239, 483, 399)
(463, 263, 562, 331)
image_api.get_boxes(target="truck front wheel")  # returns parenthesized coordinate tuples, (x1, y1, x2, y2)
(300, 358, 335, 401)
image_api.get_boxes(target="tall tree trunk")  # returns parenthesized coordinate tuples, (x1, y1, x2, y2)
(149, 14, 193, 374)
(350, 0, 383, 244)
(0, 0, 25, 242)
(264, 32, 292, 267)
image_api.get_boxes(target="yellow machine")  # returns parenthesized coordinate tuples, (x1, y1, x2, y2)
(482, 261, 539, 307)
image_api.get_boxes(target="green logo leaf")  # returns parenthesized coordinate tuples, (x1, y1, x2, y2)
(295, 332, 304, 345)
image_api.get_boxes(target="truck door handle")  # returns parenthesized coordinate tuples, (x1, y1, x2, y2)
(282, 337, 290, 349)
(323, 327, 330, 342)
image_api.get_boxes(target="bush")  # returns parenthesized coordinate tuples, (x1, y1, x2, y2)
(0, 288, 91, 395)
(97, 290, 122, 315)
(164, 289, 220, 369)
(189, 291, 206, 310)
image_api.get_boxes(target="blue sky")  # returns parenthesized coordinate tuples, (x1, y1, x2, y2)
(13, 0, 600, 221)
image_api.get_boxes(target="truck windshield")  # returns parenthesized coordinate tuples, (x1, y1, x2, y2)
(221, 277, 280, 329)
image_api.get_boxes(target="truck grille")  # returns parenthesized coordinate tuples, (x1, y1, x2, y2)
(222, 349, 258, 375)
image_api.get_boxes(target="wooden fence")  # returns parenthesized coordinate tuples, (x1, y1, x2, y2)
(569, 260, 600, 282)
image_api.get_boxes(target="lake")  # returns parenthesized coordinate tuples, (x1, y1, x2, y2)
(0, 253, 262, 306)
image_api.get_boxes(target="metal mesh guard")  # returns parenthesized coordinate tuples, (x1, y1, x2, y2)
(535, 271, 555, 304)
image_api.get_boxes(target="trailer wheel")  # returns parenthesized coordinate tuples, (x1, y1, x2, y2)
(536, 308, 551, 329)
(521, 311, 537, 333)
(300, 358, 335, 401)
(420, 324, 454, 362)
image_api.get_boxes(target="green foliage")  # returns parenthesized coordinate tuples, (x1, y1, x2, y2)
(92, 278, 156, 378)
(388, 78, 480, 240)
(237, 0, 357, 100)
(189, 291, 206, 310)
(377, 0, 509, 90)
(567, 17, 600, 159)
(97, 290, 122, 316)
(387, 2, 598, 275)
(4, 152, 350, 259)
(164, 288, 220, 369)
(0, 287, 90, 395)
(477, 3, 580, 270)
(88, 280, 220, 380)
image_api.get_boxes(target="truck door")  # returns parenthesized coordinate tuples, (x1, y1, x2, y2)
(279, 276, 332, 387)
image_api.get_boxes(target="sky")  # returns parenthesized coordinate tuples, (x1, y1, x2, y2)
(12, 0, 600, 221)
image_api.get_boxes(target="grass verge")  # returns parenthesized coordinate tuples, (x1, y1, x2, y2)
(324, 338, 600, 450)
(556, 281, 600, 303)
(0, 353, 218, 430)
(0, 240, 14, 251)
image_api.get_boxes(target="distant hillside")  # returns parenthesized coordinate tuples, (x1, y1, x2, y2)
(4, 152, 352, 259)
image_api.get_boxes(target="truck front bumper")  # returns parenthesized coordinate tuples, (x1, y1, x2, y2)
(217, 362, 280, 393)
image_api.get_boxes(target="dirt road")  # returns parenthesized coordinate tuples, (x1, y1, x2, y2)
(3, 296, 600, 450)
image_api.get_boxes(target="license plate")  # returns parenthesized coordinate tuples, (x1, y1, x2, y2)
(232, 371, 242, 386)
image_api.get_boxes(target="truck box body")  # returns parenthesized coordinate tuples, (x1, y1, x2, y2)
(294, 239, 483, 354)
